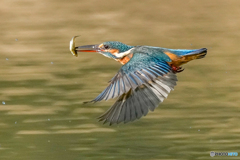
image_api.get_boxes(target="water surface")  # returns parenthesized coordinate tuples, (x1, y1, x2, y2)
(1, 0, 240, 159)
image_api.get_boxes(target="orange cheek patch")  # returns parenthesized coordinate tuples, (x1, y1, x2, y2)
(100, 47, 133, 65)
(109, 49, 119, 56)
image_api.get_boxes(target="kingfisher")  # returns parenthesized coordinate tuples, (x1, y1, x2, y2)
(70, 36, 207, 125)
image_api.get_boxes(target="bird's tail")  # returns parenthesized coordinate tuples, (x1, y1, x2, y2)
(165, 48, 207, 66)
(181, 48, 207, 63)
(168, 48, 207, 59)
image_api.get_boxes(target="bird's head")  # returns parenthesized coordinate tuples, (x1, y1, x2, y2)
(70, 36, 134, 62)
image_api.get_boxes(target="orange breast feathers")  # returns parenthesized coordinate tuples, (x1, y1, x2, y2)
(164, 52, 182, 67)
(118, 54, 133, 65)
(164, 51, 200, 67)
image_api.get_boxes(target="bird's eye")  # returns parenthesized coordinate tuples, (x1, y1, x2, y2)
(104, 45, 110, 49)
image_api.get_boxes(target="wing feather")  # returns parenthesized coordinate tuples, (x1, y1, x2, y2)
(90, 50, 180, 124)
(98, 72, 177, 124)
(124, 98, 131, 123)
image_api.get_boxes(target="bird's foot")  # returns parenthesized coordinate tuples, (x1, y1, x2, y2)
(171, 66, 184, 73)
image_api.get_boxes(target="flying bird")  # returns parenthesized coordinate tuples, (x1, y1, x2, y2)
(70, 36, 207, 125)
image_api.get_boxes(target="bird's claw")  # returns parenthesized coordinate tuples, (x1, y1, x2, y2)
(172, 66, 184, 73)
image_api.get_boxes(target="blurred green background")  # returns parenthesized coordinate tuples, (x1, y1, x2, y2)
(1, 0, 240, 159)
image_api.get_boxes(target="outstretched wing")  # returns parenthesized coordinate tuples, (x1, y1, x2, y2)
(98, 72, 177, 125)
(91, 52, 177, 125)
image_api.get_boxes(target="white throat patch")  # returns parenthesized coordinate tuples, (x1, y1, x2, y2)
(115, 48, 134, 58)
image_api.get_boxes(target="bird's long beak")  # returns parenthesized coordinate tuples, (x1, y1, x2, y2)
(69, 36, 100, 57)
